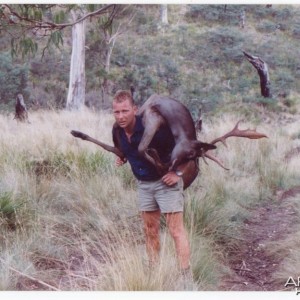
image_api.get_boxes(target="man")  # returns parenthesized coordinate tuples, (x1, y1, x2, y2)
(112, 90, 193, 283)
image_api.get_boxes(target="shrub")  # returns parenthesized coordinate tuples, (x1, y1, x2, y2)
(185, 4, 244, 25)
(0, 192, 21, 230)
(0, 52, 30, 108)
(256, 20, 277, 33)
(292, 23, 300, 39)
(253, 96, 279, 111)
(272, 7, 293, 21)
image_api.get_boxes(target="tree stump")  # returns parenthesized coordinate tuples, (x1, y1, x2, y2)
(243, 51, 272, 98)
(14, 93, 29, 122)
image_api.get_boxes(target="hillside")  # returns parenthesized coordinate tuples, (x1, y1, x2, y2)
(1, 4, 300, 118)
(0, 107, 299, 291)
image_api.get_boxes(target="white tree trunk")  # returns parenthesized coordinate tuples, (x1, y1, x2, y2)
(160, 5, 168, 25)
(66, 11, 86, 110)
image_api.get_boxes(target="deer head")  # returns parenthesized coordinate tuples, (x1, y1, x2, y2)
(169, 140, 217, 171)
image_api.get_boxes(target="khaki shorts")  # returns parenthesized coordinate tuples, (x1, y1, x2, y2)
(137, 178, 184, 213)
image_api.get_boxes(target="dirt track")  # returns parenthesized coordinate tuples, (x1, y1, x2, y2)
(221, 187, 300, 291)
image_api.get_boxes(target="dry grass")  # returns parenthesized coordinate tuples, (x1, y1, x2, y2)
(0, 108, 299, 291)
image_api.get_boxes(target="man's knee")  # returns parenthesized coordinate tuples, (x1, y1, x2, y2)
(142, 211, 160, 237)
(169, 225, 185, 240)
(166, 213, 186, 239)
(144, 221, 159, 235)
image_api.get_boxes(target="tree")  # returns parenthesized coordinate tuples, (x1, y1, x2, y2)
(14, 93, 29, 122)
(0, 52, 29, 108)
(0, 4, 122, 110)
(99, 6, 135, 106)
(160, 5, 168, 25)
(0, 4, 116, 57)
(243, 51, 272, 98)
(66, 8, 86, 110)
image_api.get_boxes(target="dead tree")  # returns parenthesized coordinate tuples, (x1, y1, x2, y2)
(243, 51, 272, 98)
(14, 93, 29, 122)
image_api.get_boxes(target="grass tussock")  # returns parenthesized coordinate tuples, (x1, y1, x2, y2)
(0, 108, 299, 291)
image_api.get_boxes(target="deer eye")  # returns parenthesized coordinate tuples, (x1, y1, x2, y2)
(188, 150, 196, 158)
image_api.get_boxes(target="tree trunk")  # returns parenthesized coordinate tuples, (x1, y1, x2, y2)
(66, 10, 86, 110)
(243, 51, 272, 98)
(239, 10, 246, 29)
(160, 5, 168, 25)
(100, 35, 117, 107)
(14, 93, 29, 122)
(105, 38, 116, 73)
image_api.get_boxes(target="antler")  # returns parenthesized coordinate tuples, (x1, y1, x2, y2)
(203, 121, 268, 169)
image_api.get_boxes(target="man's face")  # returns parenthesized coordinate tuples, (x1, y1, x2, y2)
(112, 99, 137, 130)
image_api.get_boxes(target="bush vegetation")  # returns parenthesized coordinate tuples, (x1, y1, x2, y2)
(0, 5, 299, 116)
(0, 107, 299, 291)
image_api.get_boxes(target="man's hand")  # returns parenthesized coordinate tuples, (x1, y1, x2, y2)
(115, 157, 127, 167)
(162, 171, 181, 186)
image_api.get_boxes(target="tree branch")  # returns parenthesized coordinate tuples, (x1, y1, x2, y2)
(4, 4, 116, 31)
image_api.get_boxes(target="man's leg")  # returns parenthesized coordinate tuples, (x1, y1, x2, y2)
(141, 210, 161, 265)
(165, 212, 190, 270)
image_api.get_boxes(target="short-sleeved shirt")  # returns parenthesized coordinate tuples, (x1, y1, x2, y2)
(118, 116, 175, 181)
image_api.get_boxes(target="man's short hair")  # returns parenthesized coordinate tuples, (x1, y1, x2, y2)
(113, 90, 135, 105)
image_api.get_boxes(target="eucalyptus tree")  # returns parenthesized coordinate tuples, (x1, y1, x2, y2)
(160, 5, 168, 25)
(66, 4, 131, 110)
(0, 4, 120, 110)
(66, 6, 87, 110)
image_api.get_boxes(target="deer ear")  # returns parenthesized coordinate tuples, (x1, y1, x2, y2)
(187, 149, 197, 159)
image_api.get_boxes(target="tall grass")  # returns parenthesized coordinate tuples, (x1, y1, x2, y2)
(0, 108, 299, 290)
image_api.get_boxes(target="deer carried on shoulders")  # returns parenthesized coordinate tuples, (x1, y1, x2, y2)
(71, 93, 267, 189)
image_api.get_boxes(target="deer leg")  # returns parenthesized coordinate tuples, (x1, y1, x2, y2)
(138, 110, 166, 173)
(146, 148, 168, 174)
(71, 130, 124, 159)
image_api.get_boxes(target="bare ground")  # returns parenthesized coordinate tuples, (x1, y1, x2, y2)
(220, 186, 300, 291)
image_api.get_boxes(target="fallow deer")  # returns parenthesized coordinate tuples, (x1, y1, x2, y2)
(71, 94, 267, 189)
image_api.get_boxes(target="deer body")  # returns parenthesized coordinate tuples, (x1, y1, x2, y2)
(137, 94, 216, 172)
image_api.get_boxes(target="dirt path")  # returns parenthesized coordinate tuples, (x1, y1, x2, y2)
(221, 187, 300, 291)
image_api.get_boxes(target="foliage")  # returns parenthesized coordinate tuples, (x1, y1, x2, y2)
(185, 4, 243, 25)
(256, 20, 278, 33)
(0, 4, 300, 113)
(0, 105, 299, 290)
(26, 150, 113, 180)
(0, 4, 117, 59)
(0, 191, 23, 230)
(292, 23, 300, 39)
(0, 192, 16, 220)
(0, 52, 29, 108)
